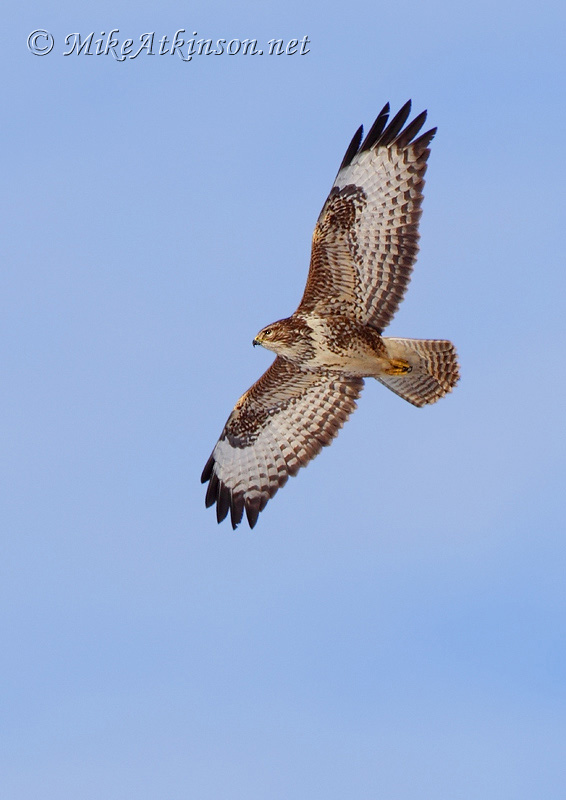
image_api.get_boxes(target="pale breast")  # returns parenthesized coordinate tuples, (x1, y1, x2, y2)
(301, 314, 388, 376)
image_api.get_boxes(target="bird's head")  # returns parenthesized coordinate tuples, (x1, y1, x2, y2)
(253, 317, 313, 361)
(253, 320, 289, 352)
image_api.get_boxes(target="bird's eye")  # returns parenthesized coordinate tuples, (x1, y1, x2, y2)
(264, 328, 272, 336)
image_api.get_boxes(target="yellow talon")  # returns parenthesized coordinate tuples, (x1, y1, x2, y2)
(385, 358, 412, 375)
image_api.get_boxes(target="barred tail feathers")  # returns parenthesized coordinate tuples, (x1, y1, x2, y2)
(379, 338, 459, 407)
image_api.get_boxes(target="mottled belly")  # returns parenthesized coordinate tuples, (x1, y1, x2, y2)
(304, 316, 389, 376)
(310, 348, 390, 376)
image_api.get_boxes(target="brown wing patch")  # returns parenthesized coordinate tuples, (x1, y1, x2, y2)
(299, 185, 367, 317)
(201, 357, 364, 529)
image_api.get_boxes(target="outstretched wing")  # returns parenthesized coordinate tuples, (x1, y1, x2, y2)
(297, 101, 436, 332)
(201, 358, 363, 529)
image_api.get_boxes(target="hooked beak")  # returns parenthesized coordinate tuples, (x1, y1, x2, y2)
(252, 337, 260, 347)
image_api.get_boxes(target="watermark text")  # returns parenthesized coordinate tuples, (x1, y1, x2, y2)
(27, 30, 311, 61)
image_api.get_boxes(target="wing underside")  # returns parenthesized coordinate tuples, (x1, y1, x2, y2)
(201, 358, 364, 528)
(298, 101, 436, 332)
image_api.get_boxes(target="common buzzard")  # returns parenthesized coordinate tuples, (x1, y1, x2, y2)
(202, 101, 459, 529)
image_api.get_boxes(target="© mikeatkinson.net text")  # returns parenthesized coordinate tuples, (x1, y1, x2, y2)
(27, 29, 312, 61)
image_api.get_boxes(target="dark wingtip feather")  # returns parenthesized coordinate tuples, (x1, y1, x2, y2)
(394, 109, 427, 148)
(230, 492, 245, 530)
(359, 101, 390, 153)
(338, 124, 363, 172)
(245, 499, 260, 529)
(412, 126, 437, 150)
(201, 453, 215, 483)
(205, 473, 219, 508)
(376, 100, 412, 147)
(216, 484, 231, 524)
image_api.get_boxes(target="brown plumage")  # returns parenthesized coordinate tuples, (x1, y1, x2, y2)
(202, 101, 459, 529)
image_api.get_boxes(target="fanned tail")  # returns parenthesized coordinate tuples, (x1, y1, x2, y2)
(379, 338, 459, 407)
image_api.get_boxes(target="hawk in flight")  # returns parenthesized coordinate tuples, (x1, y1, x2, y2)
(202, 101, 459, 529)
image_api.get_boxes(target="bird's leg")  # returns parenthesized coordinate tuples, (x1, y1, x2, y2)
(385, 358, 412, 375)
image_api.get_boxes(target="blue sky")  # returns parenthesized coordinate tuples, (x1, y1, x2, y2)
(2, 1, 566, 797)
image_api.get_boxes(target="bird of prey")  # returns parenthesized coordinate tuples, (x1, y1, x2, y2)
(202, 101, 459, 529)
